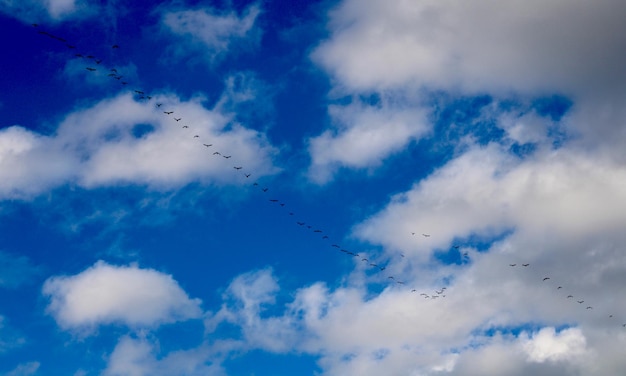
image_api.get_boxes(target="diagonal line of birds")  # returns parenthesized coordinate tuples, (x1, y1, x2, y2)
(29, 23, 625, 329)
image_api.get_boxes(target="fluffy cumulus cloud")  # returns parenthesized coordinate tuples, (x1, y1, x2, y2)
(103, 336, 226, 376)
(162, 4, 260, 62)
(308, 98, 429, 183)
(0, 92, 278, 200)
(308, 0, 626, 181)
(199, 266, 626, 375)
(42, 261, 202, 331)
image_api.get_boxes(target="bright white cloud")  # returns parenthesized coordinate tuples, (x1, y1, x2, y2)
(162, 5, 260, 62)
(313, 0, 626, 97)
(522, 327, 587, 363)
(307, 99, 429, 183)
(0, 92, 278, 200)
(42, 261, 202, 331)
(0, 0, 93, 22)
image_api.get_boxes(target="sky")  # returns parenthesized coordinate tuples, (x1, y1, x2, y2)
(1, 0, 626, 375)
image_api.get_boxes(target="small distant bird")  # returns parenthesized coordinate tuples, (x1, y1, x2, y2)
(95, 59, 102, 64)
(577, 300, 584, 304)
(422, 234, 431, 237)
(609, 315, 613, 318)
(509, 264, 516, 267)
(194, 135, 199, 138)
(234, 166, 242, 170)
(174, 118, 181, 121)
(522, 263, 530, 267)
(331, 245, 340, 248)
(121, 82, 128, 85)
(262, 188, 268, 192)
(213, 152, 221, 155)
(203, 144, 212, 147)
(314, 230, 322, 233)
(66, 44, 76, 49)
(75, 54, 83, 57)
(543, 277, 550, 281)
(557, 286, 562, 290)
(586, 306, 593, 310)
(453, 245, 460, 249)
(87, 55, 94, 59)
(223, 155, 232, 159)
(112, 44, 120, 49)
(567, 295, 573, 298)
(164, 111, 173, 115)
(411, 289, 416, 292)
(322, 235, 328, 239)
(135, 90, 144, 95)
(110, 69, 118, 73)
(269, 199, 278, 202)
(245, 173, 251, 178)
(182, 126, 189, 128)
(86, 67, 96, 71)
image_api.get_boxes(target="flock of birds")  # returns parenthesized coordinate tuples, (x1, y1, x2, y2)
(30, 24, 625, 328)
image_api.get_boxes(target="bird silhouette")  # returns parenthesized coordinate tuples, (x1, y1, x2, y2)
(234, 166, 242, 170)
(164, 111, 173, 115)
(543, 277, 550, 281)
(85, 67, 96, 71)
(522, 263, 530, 267)
(174, 118, 181, 121)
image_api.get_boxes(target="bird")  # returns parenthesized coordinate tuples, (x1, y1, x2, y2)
(112, 44, 120, 49)
(509, 264, 516, 267)
(174, 118, 181, 121)
(213, 152, 221, 155)
(164, 111, 173, 115)
(110, 69, 118, 73)
(135, 90, 144, 94)
(331, 245, 340, 248)
(453, 245, 460, 249)
(361, 258, 368, 262)
(314, 230, 322, 233)
(557, 286, 562, 289)
(182, 126, 189, 128)
(411, 289, 417, 292)
(262, 188, 268, 192)
(95, 59, 102, 64)
(396, 281, 405, 285)
(609, 315, 613, 318)
(66, 44, 76, 49)
(567, 295, 574, 298)
(75, 54, 83, 57)
(121, 82, 128, 85)
(234, 166, 242, 170)
(586, 306, 593, 310)
(543, 277, 550, 281)
(422, 234, 431, 237)
(577, 301, 584, 304)
(85, 67, 96, 71)
(245, 173, 251, 178)
(203, 144, 212, 147)
(269, 199, 279, 203)
(522, 263, 530, 267)
(223, 155, 232, 159)
(296, 222, 305, 226)
(193, 135, 199, 138)
(322, 235, 329, 239)
(388, 276, 395, 280)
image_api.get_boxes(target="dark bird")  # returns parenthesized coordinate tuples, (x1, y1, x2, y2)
(253, 182, 259, 186)
(164, 111, 173, 115)
(75, 54, 83, 57)
(194, 135, 199, 138)
(422, 234, 430, 237)
(609, 315, 613, 318)
(296, 222, 305, 226)
(108, 73, 117, 77)
(453, 245, 460, 249)
(112, 44, 120, 49)
(369, 263, 378, 267)
(567, 295, 574, 298)
(234, 167, 243, 170)
(331, 244, 340, 248)
(66, 44, 76, 49)
(322, 235, 329, 239)
(95, 59, 102, 64)
(388, 276, 395, 280)
(412, 289, 416, 292)
(32, 23, 38, 27)
(135, 90, 144, 95)
(86, 67, 96, 71)
(522, 263, 530, 267)
(213, 152, 221, 155)
(182, 126, 189, 129)
(314, 230, 322, 233)
(397, 281, 405, 285)
(87, 55, 94, 59)
(203, 144, 212, 147)
(509, 264, 516, 267)
(379, 266, 386, 270)
(411, 232, 415, 235)
(174, 118, 181, 121)
(121, 82, 128, 85)
(269, 199, 279, 202)
(262, 188, 268, 192)
(577, 301, 584, 304)
(223, 155, 232, 159)
(543, 277, 550, 281)
(110, 69, 118, 73)
(245, 173, 251, 178)
(586, 306, 593, 310)
(289, 212, 294, 216)
(557, 286, 562, 290)
(362, 258, 368, 262)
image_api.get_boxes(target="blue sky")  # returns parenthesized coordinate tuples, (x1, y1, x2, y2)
(1, 0, 626, 375)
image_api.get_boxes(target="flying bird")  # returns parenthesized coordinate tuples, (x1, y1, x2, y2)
(213, 152, 221, 155)
(174, 118, 181, 121)
(234, 166, 242, 170)
(331, 245, 340, 248)
(182, 126, 189, 128)
(223, 155, 232, 159)
(262, 188, 268, 192)
(112, 44, 120, 49)
(543, 277, 550, 281)
(577, 301, 584, 304)
(322, 235, 329, 239)
(135, 90, 144, 94)
(194, 135, 199, 138)
(509, 264, 516, 267)
(586, 306, 593, 310)
(85, 67, 96, 71)
(245, 173, 251, 178)
(567, 295, 574, 298)
(522, 263, 530, 267)
(203, 144, 212, 147)
(164, 111, 173, 115)
(557, 286, 562, 289)
(269, 199, 279, 202)
(422, 234, 430, 237)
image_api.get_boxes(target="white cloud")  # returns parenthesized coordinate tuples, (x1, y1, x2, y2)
(307, 99, 429, 183)
(0, 0, 93, 22)
(522, 327, 587, 363)
(313, 0, 626, 97)
(0, 92, 278, 200)
(103, 335, 227, 376)
(42, 261, 202, 332)
(162, 5, 260, 63)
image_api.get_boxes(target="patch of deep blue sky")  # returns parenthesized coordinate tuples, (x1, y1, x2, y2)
(0, 1, 578, 374)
